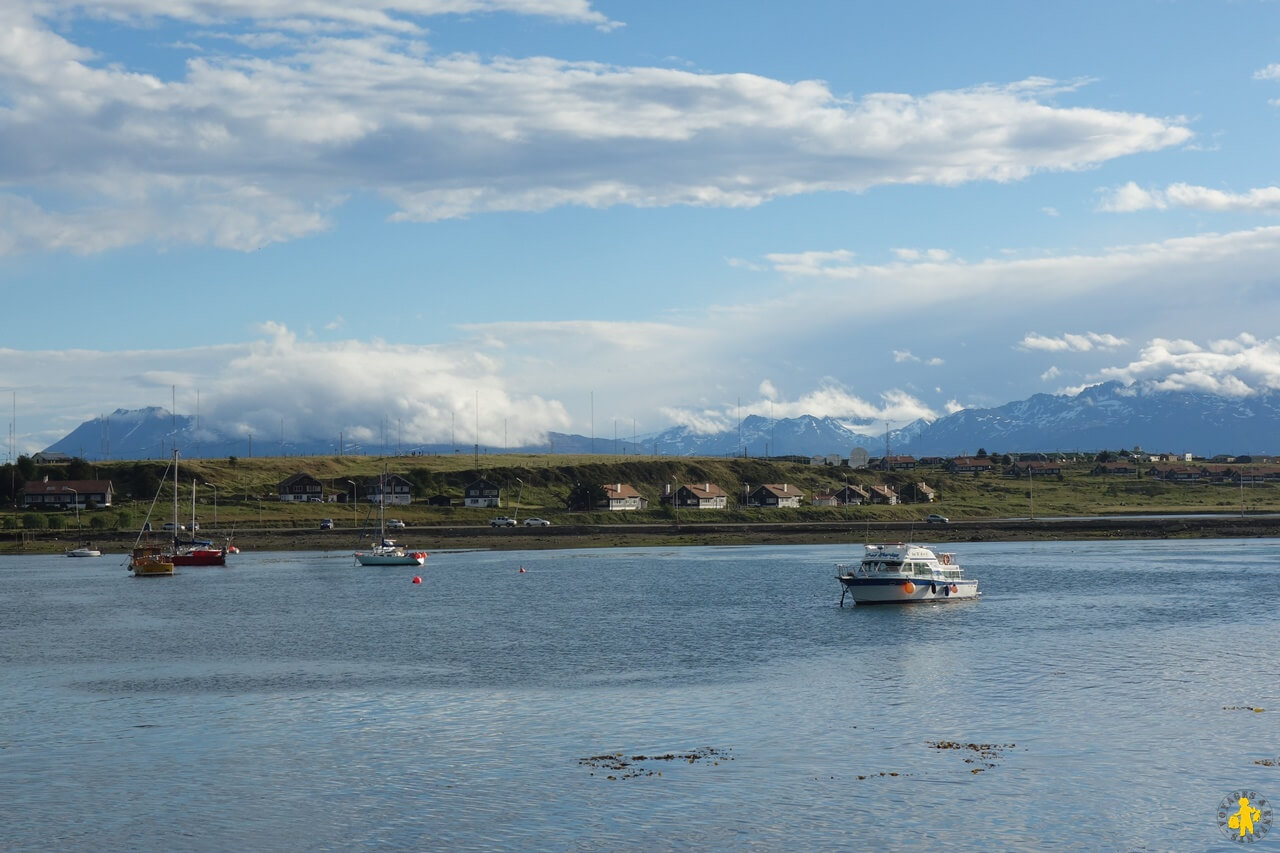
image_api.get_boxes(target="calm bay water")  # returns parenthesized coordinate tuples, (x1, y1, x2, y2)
(2, 539, 1278, 851)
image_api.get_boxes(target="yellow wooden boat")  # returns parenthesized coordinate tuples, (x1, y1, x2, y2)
(131, 545, 175, 577)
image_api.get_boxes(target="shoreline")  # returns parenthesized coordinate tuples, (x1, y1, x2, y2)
(6, 514, 1280, 556)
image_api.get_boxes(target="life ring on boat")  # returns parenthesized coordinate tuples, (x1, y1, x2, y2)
(902, 581, 916, 594)
(950, 584, 959, 594)
(940, 554, 951, 565)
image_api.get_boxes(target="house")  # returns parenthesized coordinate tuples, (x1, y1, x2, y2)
(464, 478, 502, 508)
(426, 494, 454, 507)
(747, 483, 804, 508)
(947, 456, 994, 474)
(32, 451, 73, 464)
(21, 477, 114, 509)
(867, 484, 898, 505)
(1009, 462, 1061, 478)
(912, 482, 936, 503)
(878, 455, 918, 471)
(365, 473, 413, 506)
(1092, 462, 1138, 475)
(278, 472, 323, 502)
(1234, 467, 1280, 485)
(1147, 465, 1204, 482)
(812, 492, 838, 507)
(831, 484, 870, 505)
(668, 482, 727, 509)
(917, 456, 947, 466)
(602, 483, 647, 511)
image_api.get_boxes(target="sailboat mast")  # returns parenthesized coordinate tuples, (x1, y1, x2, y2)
(173, 449, 180, 543)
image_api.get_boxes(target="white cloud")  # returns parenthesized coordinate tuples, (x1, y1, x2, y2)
(13, 226, 1280, 453)
(1099, 181, 1280, 214)
(1042, 206, 1059, 217)
(1, 324, 572, 453)
(1095, 335, 1280, 397)
(1020, 332, 1128, 352)
(1040, 366, 1061, 381)
(44, 0, 620, 31)
(1254, 63, 1280, 81)
(0, 4, 1191, 256)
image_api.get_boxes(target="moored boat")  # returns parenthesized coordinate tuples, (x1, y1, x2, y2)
(354, 467, 427, 567)
(355, 539, 428, 567)
(131, 545, 175, 577)
(172, 541, 228, 566)
(65, 545, 102, 558)
(836, 543, 979, 606)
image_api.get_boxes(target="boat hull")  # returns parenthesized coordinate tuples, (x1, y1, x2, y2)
(65, 548, 102, 558)
(172, 549, 227, 567)
(355, 551, 427, 567)
(131, 558, 175, 576)
(837, 576, 979, 604)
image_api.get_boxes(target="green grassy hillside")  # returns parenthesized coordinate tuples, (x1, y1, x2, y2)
(2, 453, 1274, 533)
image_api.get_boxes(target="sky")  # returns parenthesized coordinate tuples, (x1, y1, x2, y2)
(5, 0, 1280, 457)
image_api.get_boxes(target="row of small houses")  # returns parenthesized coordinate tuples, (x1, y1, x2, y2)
(21, 460, 1280, 512)
(278, 474, 935, 510)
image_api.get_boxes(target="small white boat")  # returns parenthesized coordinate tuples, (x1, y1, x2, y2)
(355, 539, 427, 567)
(65, 546, 102, 558)
(354, 466, 427, 567)
(836, 543, 979, 606)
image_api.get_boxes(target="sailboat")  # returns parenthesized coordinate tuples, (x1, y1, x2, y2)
(130, 450, 177, 577)
(171, 477, 227, 567)
(354, 470, 427, 567)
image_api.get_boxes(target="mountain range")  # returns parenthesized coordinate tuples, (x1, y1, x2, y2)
(41, 381, 1280, 462)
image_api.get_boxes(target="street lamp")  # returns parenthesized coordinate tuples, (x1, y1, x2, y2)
(203, 482, 217, 529)
(346, 480, 357, 529)
(61, 486, 80, 537)
(514, 477, 523, 523)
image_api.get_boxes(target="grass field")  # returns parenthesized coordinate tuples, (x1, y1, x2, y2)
(3, 453, 1276, 537)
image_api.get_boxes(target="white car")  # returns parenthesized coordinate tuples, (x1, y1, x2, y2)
(161, 522, 185, 532)
(926, 514, 950, 524)
(386, 518, 406, 529)
(489, 516, 517, 527)
(523, 517, 551, 527)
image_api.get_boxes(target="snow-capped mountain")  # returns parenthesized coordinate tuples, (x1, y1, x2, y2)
(41, 382, 1280, 461)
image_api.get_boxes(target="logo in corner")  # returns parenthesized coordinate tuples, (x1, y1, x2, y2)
(1218, 790, 1273, 843)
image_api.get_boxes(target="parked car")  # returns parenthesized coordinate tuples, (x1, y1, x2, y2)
(523, 517, 551, 527)
(320, 518, 334, 530)
(490, 516, 517, 527)
(386, 518, 406, 529)
(161, 522, 185, 532)
(926, 513, 950, 524)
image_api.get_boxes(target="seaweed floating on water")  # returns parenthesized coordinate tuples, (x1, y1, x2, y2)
(579, 747, 734, 780)
(1224, 705, 1266, 712)
(927, 740, 1017, 774)
(1254, 758, 1278, 766)
(854, 771, 909, 780)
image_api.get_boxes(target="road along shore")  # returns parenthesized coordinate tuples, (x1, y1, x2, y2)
(7, 514, 1280, 556)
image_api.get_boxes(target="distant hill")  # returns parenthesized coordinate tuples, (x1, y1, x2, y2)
(41, 381, 1280, 461)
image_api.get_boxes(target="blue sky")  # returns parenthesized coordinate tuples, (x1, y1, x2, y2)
(5, 0, 1280, 456)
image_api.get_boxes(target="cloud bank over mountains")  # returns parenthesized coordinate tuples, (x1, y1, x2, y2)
(1, 3, 1189, 257)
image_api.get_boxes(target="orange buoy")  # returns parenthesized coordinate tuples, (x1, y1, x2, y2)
(412, 576, 422, 584)
(950, 584, 958, 594)
(902, 581, 916, 594)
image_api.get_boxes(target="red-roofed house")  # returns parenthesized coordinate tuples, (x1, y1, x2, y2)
(602, 483, 647, 511)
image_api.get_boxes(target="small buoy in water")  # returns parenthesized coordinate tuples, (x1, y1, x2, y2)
(518, 566, 526, 573)
(412, 576, 422, 584)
